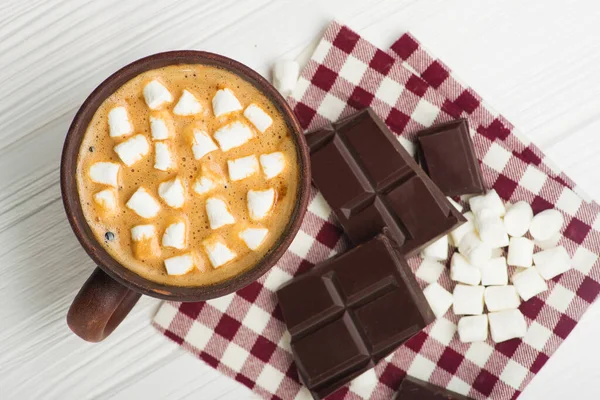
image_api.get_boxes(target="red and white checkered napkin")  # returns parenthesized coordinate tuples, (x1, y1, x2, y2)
(153, 21, 600, 400)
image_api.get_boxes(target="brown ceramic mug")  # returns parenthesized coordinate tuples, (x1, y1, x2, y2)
(61, 51, 311, 342)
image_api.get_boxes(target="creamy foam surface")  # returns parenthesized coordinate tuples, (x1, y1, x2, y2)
(77, 64, 299, 287)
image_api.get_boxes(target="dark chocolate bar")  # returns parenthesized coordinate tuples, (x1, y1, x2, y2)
(416, 118, 484, 196)
(277, 233, 435, 400)
(393, 375, 472, 400)
(306, 108, 465, 256)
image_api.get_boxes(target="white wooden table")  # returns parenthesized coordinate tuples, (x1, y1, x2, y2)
(2, 0, 600, 398)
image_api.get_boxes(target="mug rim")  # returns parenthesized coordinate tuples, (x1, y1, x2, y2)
(61, 50, 310, 301)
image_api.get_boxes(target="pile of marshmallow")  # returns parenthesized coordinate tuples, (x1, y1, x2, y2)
(89, 81, 288, 276)
(420, 190, 570, 343)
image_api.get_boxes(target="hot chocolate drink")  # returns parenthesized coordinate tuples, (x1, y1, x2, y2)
(76, 64, 299, 287)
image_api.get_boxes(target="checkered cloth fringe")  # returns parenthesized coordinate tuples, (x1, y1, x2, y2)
(153, 21, 600, 400)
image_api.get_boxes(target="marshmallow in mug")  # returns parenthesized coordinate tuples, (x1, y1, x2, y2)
(158, 177, 186, 209)
(228, 155, 259, 181)
(164, 253, 196, 275)
(162, 221, 186, 250)
(244, 104, 273, 133)
(89, 162, 120, 187)
(114, 134, 150, 167)
(206, 197, 236, 230)
(212, 88, 242, 117)
(131, 224, 160, 260)
(173, 89, 202, 116)
(239, 227, 269, 251)
(247, 188, 276, 221)
(93, 188, 118, 215)
(154, 142, 175, 171)
(126, 187, 161, 219)
(143, 80, 173, 110)
(213, 121, 254, 151)
(191, 129, 219, 160)
(108, 106, 133, 138)
(203, 236, 237, 268)
(260, 152, 286, 180)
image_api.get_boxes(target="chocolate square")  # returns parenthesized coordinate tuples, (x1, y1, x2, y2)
(306, 108, 465, 256)
(417, 118, 485, 196)
(393, 375, 472, 400)
(277, 234, 435, 399)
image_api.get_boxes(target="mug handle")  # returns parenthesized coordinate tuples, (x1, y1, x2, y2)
(67, 268, 142, 342)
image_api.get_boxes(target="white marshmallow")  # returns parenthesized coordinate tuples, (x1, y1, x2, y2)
(503, 201, 533, 237)
(453, 284, 485, 315)
(149, 115, 171, 140)
(244, 104, 273, 133)
(458, 315, 488, 343)
(512, 267, 548, 301)
(415, 259, 445, 284)
(228, 155, 259, 181)
(458, 232, 492, 266)
(450, 253, 481, 285)
(239, 227, 269, 250)
(213, 121, 254, 151)
(529, 209, 564, 241)
(143, 80, 173, 110)
(164, 253, 195, 276)
(423, 283, 453, 318)
(173, 89, 202, 116)
(469, 190, 506, 217)
(449, 212, 475, 246)
(273, 59, 300, 96)
(447, 197, 463, 212)
(488, 309, 527, 343)
(93, 189, 118, 214)
(260, 152, 286, 180)
(534, 233, 562, 250)
(108, 106, 133, 138)
(131, 224, 155, 241)
(475, 210, 509, 249)
(203, 237, 237, 268)
(193, 176, 216, 195)
(154, 142, 174, 171)
(212, 88, 243, 117)
(206, 197, 235, 229)
(480, 257, 508, 286)
(89, 162, 120, 187)
(485, 286, 520, 312)
(126, 187, 161, 218)
(507, 237, 534, 268)
(131, 224, 160, 259)
(421, 235, 448, 261)
(113, 134, 150, 166)
(247, 188, 276, 221)
(158, 177, 185, 209)
(533, 246, 571, 280)
(162, 221, 186, 250)
(191, 129, 219, 160)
